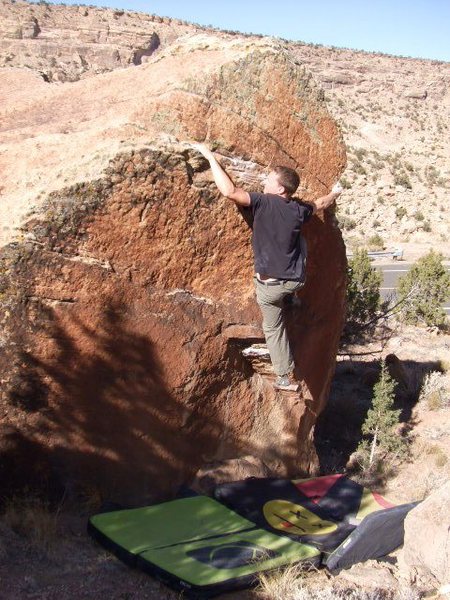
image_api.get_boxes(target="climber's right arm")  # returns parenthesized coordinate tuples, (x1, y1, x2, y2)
(308, 183, 343, 214)
(192, 143, 251, 207)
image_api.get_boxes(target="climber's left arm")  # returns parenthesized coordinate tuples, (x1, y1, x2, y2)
(192, 143, 251, 207)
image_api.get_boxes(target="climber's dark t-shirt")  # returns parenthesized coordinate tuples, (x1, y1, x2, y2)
(249, 192, 313, 281)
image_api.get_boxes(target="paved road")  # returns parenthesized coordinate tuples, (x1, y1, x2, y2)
(375, 263, 450, 315)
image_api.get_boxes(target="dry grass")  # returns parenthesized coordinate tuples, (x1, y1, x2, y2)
(76, 482, 105, 513)
(408, 468, 449, 501)
(2, 496, 61, 557)
(256, 563, 319, 600)
(438, 359, 450, 373)
(0, 522, 14, 562)
(251, 551, 320, 597)
(418, 443, 448, 468)
(256, 563, 422, 600)
(419, 371, 449, 410)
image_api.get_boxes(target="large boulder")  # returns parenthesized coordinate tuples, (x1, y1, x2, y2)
(0, 34, 346, 502)
(401, 481, 450, 587)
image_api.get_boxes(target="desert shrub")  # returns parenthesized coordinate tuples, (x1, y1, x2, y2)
(413, 210, 424, 221)
(394, 172, 412, 189)
(425, 165, 440, 185)
(367, 234, 384, 250)
(397, 250, 450, 328)
(337, 216, 356, 230)
(353, 147, 367, 161)
(340, 176, 352, 189)
(369, 157, 385, 170)
(352, 161, 367, 175)
(395, 207, 407, 219)
(342, 249, 381, 344)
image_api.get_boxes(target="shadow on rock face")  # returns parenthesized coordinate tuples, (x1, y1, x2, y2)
(3, 299, 195, 504)
(0, 293, 309, 505)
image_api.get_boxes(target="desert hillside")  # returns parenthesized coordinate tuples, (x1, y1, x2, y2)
(0, 3, 449, 598)
(0, 0, 449, 257)
(290, 43, 449, 258)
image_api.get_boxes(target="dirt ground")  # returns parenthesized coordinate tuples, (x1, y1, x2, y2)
(0, 508, 262, 599)
(1, 324, 449, 599)
(0, 514, 175, 599)
(316, 323, 450, 499)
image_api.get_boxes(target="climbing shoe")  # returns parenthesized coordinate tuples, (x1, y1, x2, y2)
(274, 375, 299, 392)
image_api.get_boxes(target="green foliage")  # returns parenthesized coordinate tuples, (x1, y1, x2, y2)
(342, 249, 381, 344)
(397, 251, 450, 328)
(356, 361, 405, 468)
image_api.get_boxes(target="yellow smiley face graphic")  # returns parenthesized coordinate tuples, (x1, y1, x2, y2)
(263, 500, 338, 536)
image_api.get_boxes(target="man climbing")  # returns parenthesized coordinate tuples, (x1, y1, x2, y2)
(193, 143, 342, 392)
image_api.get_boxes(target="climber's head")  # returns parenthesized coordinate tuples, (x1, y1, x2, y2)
(263, 166, 300, 197)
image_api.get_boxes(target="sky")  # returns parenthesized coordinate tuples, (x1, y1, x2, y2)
(32, 0, 450, 62)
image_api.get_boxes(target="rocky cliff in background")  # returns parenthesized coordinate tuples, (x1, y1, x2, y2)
(0, 30, 346, 501)
(0, 0, 192, 81)
(292, 44, 449, 255)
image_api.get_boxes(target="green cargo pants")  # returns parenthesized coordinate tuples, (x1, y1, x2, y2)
(255, 278, 304, 377)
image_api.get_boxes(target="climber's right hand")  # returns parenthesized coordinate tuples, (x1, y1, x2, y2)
(191, 143, 215, 162)
(331, 182, 343, 195)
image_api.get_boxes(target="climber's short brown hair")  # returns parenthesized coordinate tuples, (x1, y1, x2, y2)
(272, 166, 300, 197)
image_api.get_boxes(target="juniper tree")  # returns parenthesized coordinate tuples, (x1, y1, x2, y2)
(342, 248, 382, 344)
(357, 360, 405, 468)
(397, 250, 450, 328)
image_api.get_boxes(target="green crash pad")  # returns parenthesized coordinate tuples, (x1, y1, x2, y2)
(89, 496, 320, 598)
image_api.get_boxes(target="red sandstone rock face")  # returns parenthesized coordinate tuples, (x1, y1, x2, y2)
(0, 34, 346, 503)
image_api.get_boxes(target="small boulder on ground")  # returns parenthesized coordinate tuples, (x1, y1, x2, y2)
(403, 88, 427, 99)
(400, 480, 450, 587)
(191, 456, 271, 495)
